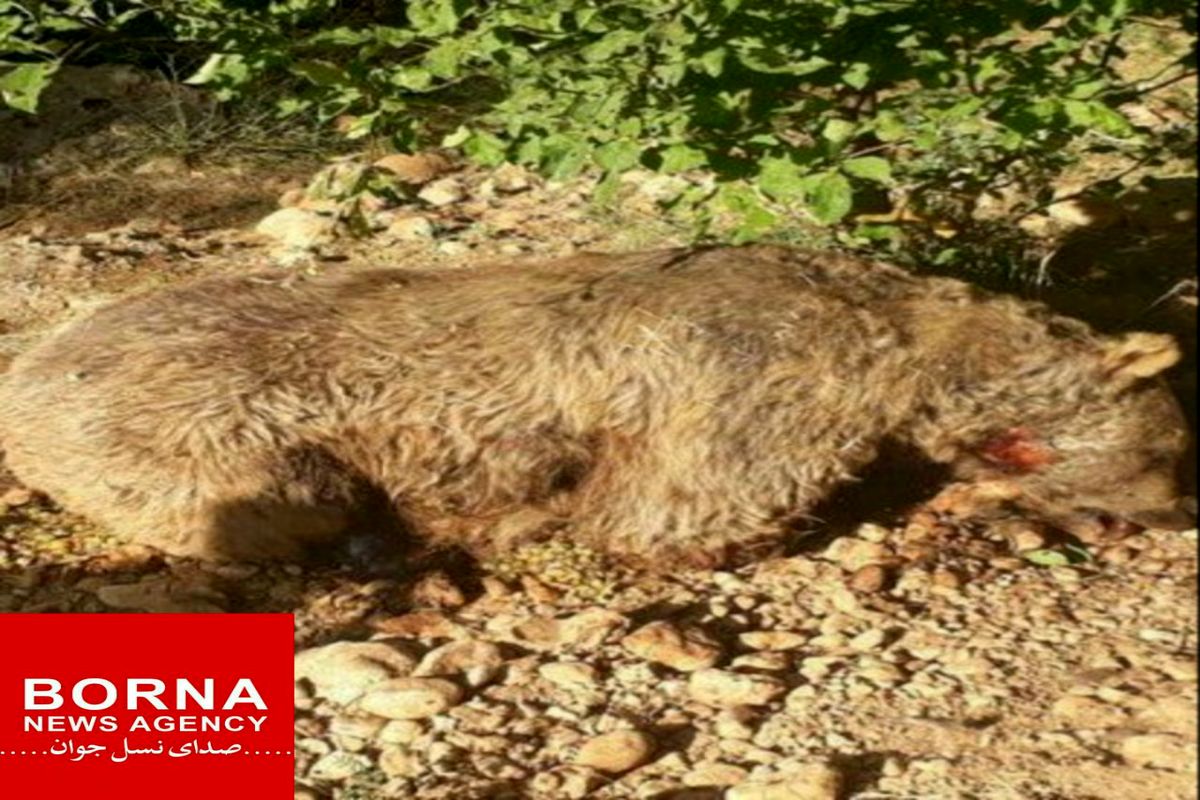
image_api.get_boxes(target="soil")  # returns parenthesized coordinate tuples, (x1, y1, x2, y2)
(0, 61, 1196, 800)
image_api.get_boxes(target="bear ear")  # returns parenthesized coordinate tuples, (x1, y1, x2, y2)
(1100, 332, 1180, 390)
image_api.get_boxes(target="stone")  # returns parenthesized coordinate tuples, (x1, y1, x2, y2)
(855, 523, 891, 543)
(377, 745, 425, 778)
(295, 196, 340, 214)
(308, 751, 372, 781)
(1135, 696, 1198, 735)
(939, 654, 994, 678)
(683, 761, 750, 787)
(491, 163, 533, 193)
(278, 187, 307, 208)
(824, 537, 891, 571)
(371, 611, 469, 640)
(623, 621, 723, 671)
(0, 487, 34, 509)
(539, 661, 601, 691)
(1121, 733, 1196, 772)
(133, 155, 189, 176)
(1050, 695, 1127, 729)
(418, 177, 466, 207)
(358, 677, 463, 719)
(636, 174, 690, 203)
(848, 564, 889, 593)
(858, 664, 906, 687)
(573, 729, 656, 774)
(739, 631, 807, 651)
(378, 719, 427, 745)
(436, 240, 471, 256)
(993, 519, 1048, 552)
(732, 652, 790, 671)
(799, 657, 842, 682)
(328, 713, 387, 741)
(726, 763, 844, 800)
(95, 577, 226, 614)
(510, 608, 627, 652)
(711, 706, 757, 740)
(373, 152, 450, 185)
(1158, 659, 1198, 682)
(484, 208, 527, 233)
(387, 215, 435, 241)
(295, 641, 418, 705)
(520, 575, 561, 604)
(414, 640, 505, 687)
(555, 766, 605, 799)
(849, 628, 888, 652)
(254, 208, 335, 250)
(687, 669, 787, 707)
(931, 568, 964, 590)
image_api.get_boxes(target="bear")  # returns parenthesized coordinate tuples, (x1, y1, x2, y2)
(0, 245, 1191, 566)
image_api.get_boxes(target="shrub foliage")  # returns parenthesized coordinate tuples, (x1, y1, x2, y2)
(2, 1, 1196, 237)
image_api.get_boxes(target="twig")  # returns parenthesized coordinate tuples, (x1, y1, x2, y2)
(1130, 68, 1198, 97)
(1012, 149, 1157, 222)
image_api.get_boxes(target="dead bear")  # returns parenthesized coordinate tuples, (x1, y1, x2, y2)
(0, 246, 1190, 565)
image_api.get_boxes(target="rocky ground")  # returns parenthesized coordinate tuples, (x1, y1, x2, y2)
(1, 64, 1197, 800)
(1, 482, 1196, 800)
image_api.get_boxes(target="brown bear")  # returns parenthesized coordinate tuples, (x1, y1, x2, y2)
(0, 246, 1190, 565)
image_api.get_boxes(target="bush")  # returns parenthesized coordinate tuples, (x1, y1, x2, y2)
(2, 0, 1196, 240)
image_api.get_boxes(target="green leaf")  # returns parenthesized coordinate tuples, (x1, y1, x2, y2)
(697, 47, 727, 78)
(592, 171, 623, 207)
(789, 56, 834, 76)
(276, 97, 312, 116)
(392, 66, 434, 92)
(538, 135, 591, 181)
(294, 61, 346, 87)
(757, 157, 806, 202)
(463, 130, 507, 167)
(408, 0, 461, 36)
(805, 171, 854, 225)
(583, 30, 644, 62)
(732, 204, 778, 242)
(424, 40, 464, 79)
(1062, 99, 1134, 136)
(441, 124, 471, 148)
(842, 62, 870, 90)
(716, 183, 778, 241)
(1067, 79, 1107, 100)
(659, 144, 708, 173)
(853, 223, 903, 244)
(0, 62, 57, 113)
(842, 156, 893, 184)
(185, 54, 248, 87)
(185, 54, 226, 85)
(1023, 549, 1071, 567)
(341, 112, 379, 140)
(594, 140, 642, 172)
(616, 118, 642, 138)
(822, 118, 856, 144)
(1063, 544, 1094, 563)
(872, 111, 908, 142)
(306, 26, 374, 46)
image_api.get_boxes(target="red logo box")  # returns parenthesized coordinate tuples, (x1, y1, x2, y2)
(0, 614, 294, 799)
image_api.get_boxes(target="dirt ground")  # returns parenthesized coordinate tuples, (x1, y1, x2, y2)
(0, 64, 1197, 800)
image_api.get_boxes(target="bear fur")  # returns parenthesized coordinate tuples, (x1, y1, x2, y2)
(0, 246, 1190, 565)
